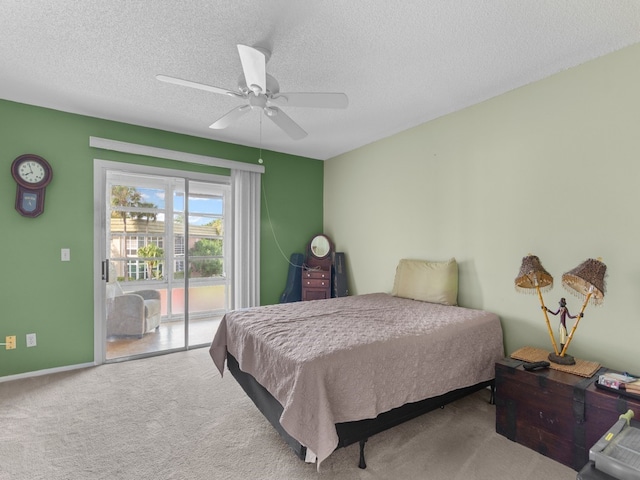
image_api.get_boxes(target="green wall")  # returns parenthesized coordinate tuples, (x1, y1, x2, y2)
(0, 99, 323, 378)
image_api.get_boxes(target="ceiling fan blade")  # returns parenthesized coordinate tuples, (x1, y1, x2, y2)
(156, 74, 241, 97)
(266, 107, 307, 140)
(270, 92, 348, 109)
(237, 44, 267, 94)
(209, 105, 252, 129)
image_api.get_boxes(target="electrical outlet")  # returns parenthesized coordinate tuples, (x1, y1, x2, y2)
(5, 336, 16, 350)
(26, 333, 37, 347)
(61, 248, 71, 262)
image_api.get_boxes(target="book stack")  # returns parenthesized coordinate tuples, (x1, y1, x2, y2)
(625, 379, 640, 395)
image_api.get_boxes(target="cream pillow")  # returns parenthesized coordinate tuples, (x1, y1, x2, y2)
(391, 258, 458, 306)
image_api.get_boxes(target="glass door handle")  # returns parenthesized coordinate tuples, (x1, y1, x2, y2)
(102, 259, 109, 282)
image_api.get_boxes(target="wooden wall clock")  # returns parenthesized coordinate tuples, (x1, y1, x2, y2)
(11, 154, 53, 217)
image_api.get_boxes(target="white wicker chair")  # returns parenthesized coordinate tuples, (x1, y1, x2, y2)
(106, 279, 161, 338)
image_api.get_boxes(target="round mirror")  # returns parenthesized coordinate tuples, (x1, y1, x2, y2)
(310, 235, 331, 258)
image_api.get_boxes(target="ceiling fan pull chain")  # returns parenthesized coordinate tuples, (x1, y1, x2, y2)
(258, 114, 264, 164)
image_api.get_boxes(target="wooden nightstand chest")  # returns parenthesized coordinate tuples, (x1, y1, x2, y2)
(495, 358, 640, 471)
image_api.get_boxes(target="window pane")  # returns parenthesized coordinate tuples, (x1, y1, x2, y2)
(188, 194, 223, 215)
(188, 235, 224, 279)
(133, 187, 166, 210)
(110, 183, 165, 284)
(189, 258, 224, 279)
(174, 190, 185, 213)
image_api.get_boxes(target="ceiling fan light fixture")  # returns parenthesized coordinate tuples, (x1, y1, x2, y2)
(249, 94, 267, 109)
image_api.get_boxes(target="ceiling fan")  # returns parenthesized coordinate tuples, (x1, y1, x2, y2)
(156, 44, 348, 140)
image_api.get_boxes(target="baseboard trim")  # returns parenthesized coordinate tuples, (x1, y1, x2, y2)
(0, 362, 95, 383)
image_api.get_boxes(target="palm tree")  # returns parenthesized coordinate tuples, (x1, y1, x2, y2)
(132, 201, 158, 233)
(137, 243, 164, 280)
(111, 186, 143, 233)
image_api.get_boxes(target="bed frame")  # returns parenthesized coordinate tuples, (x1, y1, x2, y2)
(227, 353, 495, 468)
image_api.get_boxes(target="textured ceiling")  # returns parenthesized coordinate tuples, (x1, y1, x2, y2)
(2, 1, 640, 160)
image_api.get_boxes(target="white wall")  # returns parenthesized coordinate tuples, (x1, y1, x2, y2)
(324, 42, 640, 373)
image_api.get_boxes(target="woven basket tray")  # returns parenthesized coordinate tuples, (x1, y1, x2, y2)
(510, 346, 600, 378)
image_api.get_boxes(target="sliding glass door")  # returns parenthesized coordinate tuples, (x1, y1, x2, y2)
(102, 166, 229, 361)
(176, 180, 229, 348)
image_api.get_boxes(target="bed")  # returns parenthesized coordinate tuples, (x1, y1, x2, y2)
(209, 258, 504, 468)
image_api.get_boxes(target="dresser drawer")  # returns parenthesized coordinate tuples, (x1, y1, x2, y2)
(303, 289, 329, 301)
(303, 270, 330, 280)
(303, 278, 330, 289)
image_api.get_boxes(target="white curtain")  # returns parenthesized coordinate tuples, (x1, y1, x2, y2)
(231, 169, 261, 309)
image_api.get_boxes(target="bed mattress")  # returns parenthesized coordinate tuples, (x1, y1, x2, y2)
(210, 292, 503, 465)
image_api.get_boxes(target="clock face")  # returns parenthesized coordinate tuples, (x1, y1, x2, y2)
(17, 159, 47, 184)
(11, 154, 52, 189)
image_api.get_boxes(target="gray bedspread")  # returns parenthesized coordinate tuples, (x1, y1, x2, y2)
(210, 292, 503, 466)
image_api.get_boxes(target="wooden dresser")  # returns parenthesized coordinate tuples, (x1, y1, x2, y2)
(302, 269, 331, 300)
(301, 234, 333, 301)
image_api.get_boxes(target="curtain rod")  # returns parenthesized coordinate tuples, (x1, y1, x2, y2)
(89, 136, 265, 174)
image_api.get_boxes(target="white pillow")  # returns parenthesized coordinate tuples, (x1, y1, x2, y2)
(391, 258, 458, 306)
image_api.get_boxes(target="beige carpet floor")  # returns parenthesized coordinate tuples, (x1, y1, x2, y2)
(0, 348, 577, 480)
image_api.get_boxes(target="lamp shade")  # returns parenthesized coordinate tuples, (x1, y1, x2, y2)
(562, 258, 606, 306)
(515, 255, 553, 293)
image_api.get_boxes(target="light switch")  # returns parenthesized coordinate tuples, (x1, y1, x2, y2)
(61, 248, 71, 261)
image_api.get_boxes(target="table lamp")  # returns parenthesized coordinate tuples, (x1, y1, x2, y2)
(514, 255, 559, 356)
(552, 257, 607, 364)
